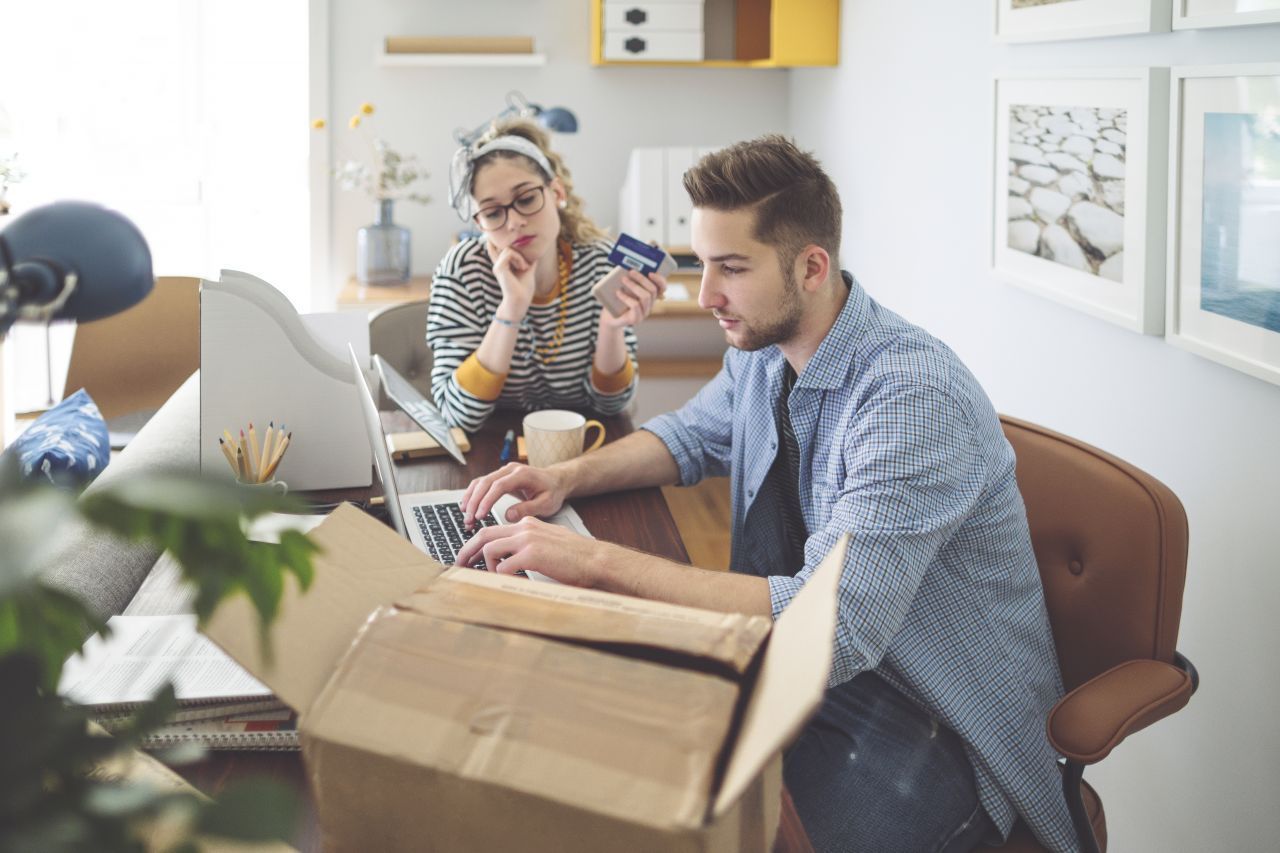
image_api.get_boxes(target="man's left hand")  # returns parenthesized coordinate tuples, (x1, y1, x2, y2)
(455, 516, 618, 588)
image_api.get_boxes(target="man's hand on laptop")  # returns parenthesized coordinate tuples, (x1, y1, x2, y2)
(454, 516, 613, 587)
(460, 462, 570, 528)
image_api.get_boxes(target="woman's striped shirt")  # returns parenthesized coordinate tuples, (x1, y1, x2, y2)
(426, 238, 638, 432)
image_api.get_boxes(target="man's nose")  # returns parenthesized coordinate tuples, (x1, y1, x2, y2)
(697, 273, 721, 310)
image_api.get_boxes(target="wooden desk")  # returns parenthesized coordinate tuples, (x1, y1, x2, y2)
(174, 411, 811, 852)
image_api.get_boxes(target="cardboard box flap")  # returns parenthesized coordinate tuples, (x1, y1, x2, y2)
(203, 503, 444, 713)
(712, 534, 848, 817)
(398, 568, 772, 674)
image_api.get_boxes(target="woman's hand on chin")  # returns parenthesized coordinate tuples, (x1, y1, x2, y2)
(486, 239, 537, 320)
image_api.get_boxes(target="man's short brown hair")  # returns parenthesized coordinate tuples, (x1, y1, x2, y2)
(683, 135, 842, 272)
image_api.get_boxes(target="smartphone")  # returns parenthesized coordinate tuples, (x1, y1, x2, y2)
(592, 235, 677, 318)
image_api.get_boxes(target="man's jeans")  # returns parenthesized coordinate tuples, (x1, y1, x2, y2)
(784, 671, 994, 853)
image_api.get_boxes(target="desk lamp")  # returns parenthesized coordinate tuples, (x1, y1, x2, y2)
(453, 90, 579, 148)
(0, 201, 153, 338)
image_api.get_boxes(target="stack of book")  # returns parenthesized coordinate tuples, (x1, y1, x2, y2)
(59, 614, 300, 751)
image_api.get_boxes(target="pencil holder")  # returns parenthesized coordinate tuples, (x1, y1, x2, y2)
(216, 421, 293, 486)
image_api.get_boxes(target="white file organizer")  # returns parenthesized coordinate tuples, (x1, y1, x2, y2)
(200, 270, 372, 490)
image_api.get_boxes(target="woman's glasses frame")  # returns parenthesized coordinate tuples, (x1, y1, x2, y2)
(472, 183, 550, 232)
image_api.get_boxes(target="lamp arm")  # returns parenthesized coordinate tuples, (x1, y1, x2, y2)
(0, 263, 79, 336)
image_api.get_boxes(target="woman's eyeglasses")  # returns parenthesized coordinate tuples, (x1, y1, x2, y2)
(473, 184, 549, 231)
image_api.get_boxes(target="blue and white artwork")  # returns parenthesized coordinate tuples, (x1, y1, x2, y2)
(1200, 111, 1280, 334)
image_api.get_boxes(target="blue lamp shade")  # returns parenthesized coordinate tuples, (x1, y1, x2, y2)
(1, 201, 153, 326)
(536, 107, 578, 135)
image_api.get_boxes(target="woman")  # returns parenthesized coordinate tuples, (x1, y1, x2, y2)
(427, 120, 665, 432)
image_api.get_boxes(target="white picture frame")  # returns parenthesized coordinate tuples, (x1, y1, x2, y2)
(1166, 64, 1280, 386)
(1172, 0, 1280, 29)
(992, 69, 1170, 334)
(995, 0, 1172, 42)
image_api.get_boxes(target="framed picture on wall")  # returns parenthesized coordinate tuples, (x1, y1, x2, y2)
(992, 69, 1170, 334)
(1167, 64, 1280, 385)
(994, 0, 1173, 42)
(1173, 1, 1280, 29)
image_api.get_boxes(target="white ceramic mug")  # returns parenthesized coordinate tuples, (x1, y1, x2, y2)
(522, 410, 605, 468)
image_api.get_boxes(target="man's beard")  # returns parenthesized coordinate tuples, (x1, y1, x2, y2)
(724, 267, 803, 352)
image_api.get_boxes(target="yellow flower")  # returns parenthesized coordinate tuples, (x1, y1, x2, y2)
(312, 118, 326, 129)
(360, 102, 375, 115)
(349, 115, 361, 129)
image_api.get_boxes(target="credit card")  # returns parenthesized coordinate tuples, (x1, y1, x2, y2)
(607, 233, 667, 273)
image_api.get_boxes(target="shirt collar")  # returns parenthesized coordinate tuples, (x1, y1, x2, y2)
(793, 270, 868, 391)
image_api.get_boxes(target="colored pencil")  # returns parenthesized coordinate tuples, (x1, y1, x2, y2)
(247, 422, 262, 479)
(257, 421, 276, 482)
(218, 437, 238, 475)
(262, 431, 292, 481)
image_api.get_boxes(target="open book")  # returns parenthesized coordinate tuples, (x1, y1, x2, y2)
(58, 614, 273, 712)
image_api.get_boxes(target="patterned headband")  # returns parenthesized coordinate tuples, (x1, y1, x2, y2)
(448, 135, 556, 221)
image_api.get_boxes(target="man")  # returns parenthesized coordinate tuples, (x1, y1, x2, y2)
(455, 136, 1077, 852)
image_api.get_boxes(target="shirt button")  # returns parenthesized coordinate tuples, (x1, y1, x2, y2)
(771, 442, 777, 450)
(747, 489, 755, 498)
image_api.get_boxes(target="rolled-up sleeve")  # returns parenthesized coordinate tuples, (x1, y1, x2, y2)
(641, 351, 736, 486)
(767, 384, 985, 688)
(584, 324, 638, 415)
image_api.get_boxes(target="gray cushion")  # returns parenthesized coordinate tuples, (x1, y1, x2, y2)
(40, 372, 199, 620)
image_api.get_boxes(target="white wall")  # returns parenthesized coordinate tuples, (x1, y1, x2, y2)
(789, 4, 1280, 851)
(322, 0, 791, 305)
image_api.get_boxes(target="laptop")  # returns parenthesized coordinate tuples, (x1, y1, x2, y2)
(348, 347, 582, 579)
(374, 354, 466, 465)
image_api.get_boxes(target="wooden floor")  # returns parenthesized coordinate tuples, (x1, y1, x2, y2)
(661, 477, 732, 572)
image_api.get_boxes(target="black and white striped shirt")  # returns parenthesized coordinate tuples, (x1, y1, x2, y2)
(426, 238, 638, 433)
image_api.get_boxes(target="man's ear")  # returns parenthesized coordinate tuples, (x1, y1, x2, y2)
(798, 245, 831, 293)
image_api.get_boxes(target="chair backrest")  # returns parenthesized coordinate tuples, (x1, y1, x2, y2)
(369, 300, 432, 403)
(1000, 415, 1189, 692)
(62, 276, 201, 420)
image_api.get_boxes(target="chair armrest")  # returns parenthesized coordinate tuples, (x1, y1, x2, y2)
(1048, 658, 1193, 764)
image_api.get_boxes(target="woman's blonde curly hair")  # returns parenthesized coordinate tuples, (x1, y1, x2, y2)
(470, 118, 606, 245)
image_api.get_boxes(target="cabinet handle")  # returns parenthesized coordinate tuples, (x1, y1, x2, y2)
(624, 37, 647, 54)
(625, 8, 647, 25)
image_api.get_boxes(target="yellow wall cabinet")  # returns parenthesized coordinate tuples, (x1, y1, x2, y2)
(591, 0, 839, 68)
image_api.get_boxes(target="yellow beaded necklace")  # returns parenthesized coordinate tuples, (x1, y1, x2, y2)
(534, 239, 572, 364)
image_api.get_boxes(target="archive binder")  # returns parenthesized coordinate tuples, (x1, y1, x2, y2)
(200, 270, 373, 490)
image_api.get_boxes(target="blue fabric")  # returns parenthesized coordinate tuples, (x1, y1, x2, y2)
(5, 389, 109, 486)
(642, 274, 1078, 852)
(785, 670, 994, 853)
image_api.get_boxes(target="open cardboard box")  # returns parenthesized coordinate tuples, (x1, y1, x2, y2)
(204, 504, 845, 852)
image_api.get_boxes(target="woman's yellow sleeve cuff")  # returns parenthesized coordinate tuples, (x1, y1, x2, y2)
(455, 353, 507, 401)
(591, 358, 635, 394)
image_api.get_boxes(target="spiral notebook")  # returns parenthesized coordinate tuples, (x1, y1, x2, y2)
(58, 614, 273, 713)
(139, 708, 300, 752)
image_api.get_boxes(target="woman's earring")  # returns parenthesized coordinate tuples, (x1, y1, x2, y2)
(558, 199, 567, 209)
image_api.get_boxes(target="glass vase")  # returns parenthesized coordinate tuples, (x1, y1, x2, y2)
(356, 199, 411, 285)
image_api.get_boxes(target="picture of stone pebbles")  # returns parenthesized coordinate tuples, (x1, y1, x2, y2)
(1007, 104, 1127, 282)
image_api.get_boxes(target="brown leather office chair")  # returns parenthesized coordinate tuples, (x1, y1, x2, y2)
(993, 416, 1199, 853)
(61, 276, 200, 446)
(368, 299, 432, 408)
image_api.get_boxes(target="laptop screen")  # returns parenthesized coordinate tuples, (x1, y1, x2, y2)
(347, 345, 408, 539)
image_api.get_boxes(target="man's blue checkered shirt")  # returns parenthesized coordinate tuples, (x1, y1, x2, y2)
(643, 275, 1078, 851)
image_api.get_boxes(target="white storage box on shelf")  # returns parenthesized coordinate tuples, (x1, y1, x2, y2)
(603, 0, 705, 62)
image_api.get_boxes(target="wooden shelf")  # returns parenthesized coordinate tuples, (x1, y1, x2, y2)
(376, 49, 546, 68)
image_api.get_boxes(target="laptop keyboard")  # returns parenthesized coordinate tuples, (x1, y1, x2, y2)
(412, 503, 499, 569)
